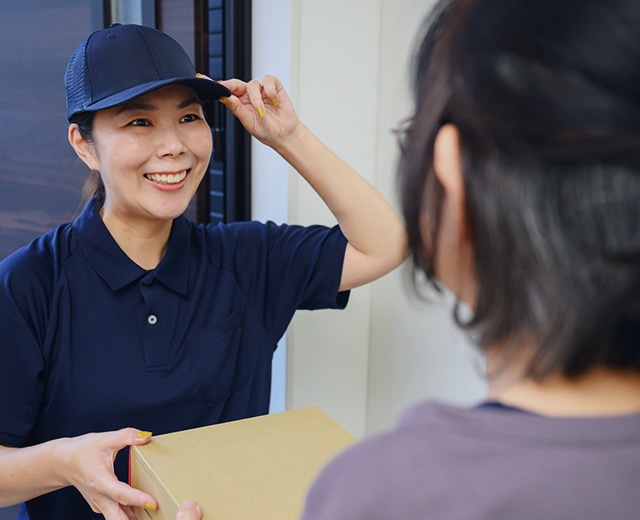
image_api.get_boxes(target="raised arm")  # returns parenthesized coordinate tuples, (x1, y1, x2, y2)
(217, 75, 407, 291)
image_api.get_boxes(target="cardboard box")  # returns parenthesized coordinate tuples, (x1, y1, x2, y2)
(129, 406, 355, 520)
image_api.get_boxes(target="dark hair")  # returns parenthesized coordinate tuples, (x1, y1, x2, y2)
(69, 111, 106, 208)
(399, 0, 640, 379)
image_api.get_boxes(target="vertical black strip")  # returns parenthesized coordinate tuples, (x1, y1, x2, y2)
(91, 0, 106, 29)
(223, 0, 252, 222)
(193, 0, 252, 224)
(92, 0, 110, 29)
(194, 0, 211, 223)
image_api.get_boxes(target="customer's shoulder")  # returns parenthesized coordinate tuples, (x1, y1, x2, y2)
(320, 403, 465, 477)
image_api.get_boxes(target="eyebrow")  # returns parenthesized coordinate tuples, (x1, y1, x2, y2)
(116, 96, 201, 114)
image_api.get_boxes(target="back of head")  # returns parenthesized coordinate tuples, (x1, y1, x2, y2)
(400, 0, 640, 378)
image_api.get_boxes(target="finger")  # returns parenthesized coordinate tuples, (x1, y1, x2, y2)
(247, 79, 266, 118)
(95, 499, 133, 520)
(261, 75, 280, 107)
(217, 78, 248, 96)
(176, 500, 202, 520)
(111, 428, 153, 448)
(122, 505, 139, 520)
(215, 84, 263, 127)
(131, 429, 153, 446)
(104, 478, 158, 513)
(215, 79, 251, 115)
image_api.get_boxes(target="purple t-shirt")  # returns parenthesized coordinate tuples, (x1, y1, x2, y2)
(302, 401, 640, 519)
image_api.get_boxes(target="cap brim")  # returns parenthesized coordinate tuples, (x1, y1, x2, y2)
(82, 76, 231, 114)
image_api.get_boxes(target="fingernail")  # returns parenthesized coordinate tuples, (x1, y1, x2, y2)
(145, 502, 158, 511)
(219, 98, 231, 107)
(195, 73, 202, 78)
(137, 431, 153, 439)
(271, 98, 279, 107)
(257, 106, 265, 118)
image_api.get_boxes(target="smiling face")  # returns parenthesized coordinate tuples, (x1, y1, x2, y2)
(72, 84, 213, 228)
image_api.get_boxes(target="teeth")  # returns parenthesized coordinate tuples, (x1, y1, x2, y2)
(145, 170, 187, 184)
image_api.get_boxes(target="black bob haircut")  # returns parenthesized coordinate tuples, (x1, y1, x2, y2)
(398, 0, 640, 379)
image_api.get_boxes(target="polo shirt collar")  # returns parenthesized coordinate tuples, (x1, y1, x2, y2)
(72, 198, 191, 295)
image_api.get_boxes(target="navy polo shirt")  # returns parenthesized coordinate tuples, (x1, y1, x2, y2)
(0, 198, 348, 520)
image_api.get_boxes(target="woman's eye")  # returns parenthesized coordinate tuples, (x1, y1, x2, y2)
(129, 119, 150, 127)
(181, 113, 202, 123)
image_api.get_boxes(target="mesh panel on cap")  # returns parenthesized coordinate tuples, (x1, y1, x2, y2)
(65, 38, 93, 119)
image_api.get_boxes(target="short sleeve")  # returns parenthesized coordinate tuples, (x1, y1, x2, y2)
(210, 221, 349, 342)
(263, 222, 348, 310)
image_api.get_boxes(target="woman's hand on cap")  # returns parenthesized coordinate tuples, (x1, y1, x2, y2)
(215, 75, 301, 151)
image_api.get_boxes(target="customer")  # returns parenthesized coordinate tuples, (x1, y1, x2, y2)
(0, 23, 406, 520)
(300, 0, 640, 518)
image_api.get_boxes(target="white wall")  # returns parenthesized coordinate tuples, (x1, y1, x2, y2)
(251, 0, 293, 415)
(253, 0, 487, 438)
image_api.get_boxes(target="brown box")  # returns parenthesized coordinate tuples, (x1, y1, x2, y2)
(129, 406, 355, 520)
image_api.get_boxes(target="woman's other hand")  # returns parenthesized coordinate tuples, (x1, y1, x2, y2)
(59, 428, 158, 520)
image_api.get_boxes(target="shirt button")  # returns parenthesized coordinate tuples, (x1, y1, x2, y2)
(147, 314, 158, 325)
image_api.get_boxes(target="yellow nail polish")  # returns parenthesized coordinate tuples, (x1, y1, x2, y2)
(137, 431, 153, 439)
(257, 106, 265, 118)
(219, 98, 231, 107)
(146, 502, 158, 511)
(271, 98, 279, 107)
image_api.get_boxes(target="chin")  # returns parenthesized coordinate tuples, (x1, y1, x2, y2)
(162, 207, 189, 220)
(152, 200, 191, 221)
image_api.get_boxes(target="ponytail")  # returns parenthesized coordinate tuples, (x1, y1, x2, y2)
(81, 170, 105, 207)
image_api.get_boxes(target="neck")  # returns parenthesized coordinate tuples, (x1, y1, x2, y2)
(487, 360, 640, 417)
(101, 210, 172, 270)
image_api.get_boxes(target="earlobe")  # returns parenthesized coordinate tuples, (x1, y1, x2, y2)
(68, 124, 99, 171)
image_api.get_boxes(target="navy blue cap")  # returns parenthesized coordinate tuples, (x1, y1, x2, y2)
(64, 23, 231, 121)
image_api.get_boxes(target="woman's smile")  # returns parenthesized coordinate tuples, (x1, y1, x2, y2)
(144, 169, 190, 190)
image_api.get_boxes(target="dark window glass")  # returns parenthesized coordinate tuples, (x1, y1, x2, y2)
(0, 1, 93, 260)
(203, 0, 252, 225)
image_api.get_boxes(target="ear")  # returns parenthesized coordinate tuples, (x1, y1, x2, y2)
(68, 124, 100, 171)
(432, 124, 477, 305)
(433, 124, 466, 236)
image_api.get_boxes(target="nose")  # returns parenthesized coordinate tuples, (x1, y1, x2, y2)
(156, 125, 188, 158)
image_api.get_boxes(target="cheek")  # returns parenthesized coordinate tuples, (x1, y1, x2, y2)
(94, 136, 139, 168)
(193, 128, 213, 163)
